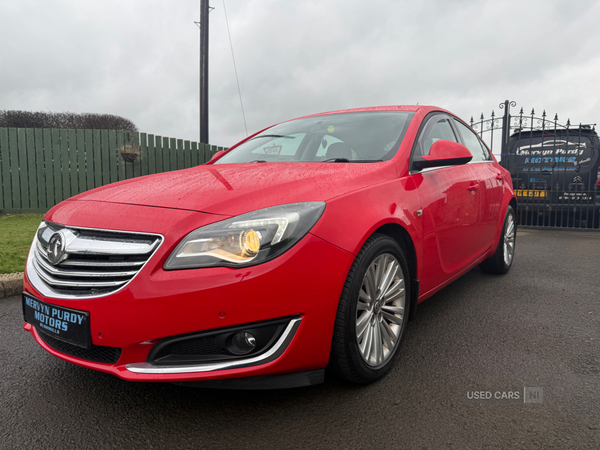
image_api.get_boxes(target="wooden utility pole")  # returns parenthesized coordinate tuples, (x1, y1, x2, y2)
(199, 0, 209, 144)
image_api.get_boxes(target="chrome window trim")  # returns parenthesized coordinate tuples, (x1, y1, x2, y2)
(26, 221, 164, 300)
(409, 160, 496, 175)
(125, 317, 302, 374)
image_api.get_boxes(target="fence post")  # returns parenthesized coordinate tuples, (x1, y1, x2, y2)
(500, 100, 509, 167)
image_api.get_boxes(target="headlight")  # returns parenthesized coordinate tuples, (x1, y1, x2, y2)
(164, 202, 326, 270)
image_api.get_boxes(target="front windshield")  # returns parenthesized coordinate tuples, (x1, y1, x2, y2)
(215, 111, 415, 164)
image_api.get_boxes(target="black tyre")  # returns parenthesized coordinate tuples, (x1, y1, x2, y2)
(480, 205, 516, 274)
(329, 234, 410, 384)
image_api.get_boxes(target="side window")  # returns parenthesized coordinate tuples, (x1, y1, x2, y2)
(453, 120, 491, 162)
(477, 138, 493, 161)
(417, 116, 458, 157)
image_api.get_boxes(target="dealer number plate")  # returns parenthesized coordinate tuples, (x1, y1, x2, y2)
(23, 294, 90, 349)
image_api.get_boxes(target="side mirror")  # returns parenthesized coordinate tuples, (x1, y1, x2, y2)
(207, 150, 224, 164)
(412, 140, 472, 170)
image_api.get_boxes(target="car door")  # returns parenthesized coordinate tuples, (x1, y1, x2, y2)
(453, 118, 503, 245)
(410, 114, 485, 294)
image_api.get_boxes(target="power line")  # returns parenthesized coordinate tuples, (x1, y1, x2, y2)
(222, 0, 248, 136)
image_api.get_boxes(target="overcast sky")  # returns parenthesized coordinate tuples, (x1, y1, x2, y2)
(1, 0, 599, 148)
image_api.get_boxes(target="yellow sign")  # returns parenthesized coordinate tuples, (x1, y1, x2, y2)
(516, 189, 547, 198)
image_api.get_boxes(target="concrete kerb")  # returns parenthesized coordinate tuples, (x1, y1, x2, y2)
(0, 273, 23, 299)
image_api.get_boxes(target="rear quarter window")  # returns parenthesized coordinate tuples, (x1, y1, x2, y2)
(454, 119, 492, 162)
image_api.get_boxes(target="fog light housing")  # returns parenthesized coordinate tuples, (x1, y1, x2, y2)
(228, 331, 257, 355)
(146, 316, 298, 365)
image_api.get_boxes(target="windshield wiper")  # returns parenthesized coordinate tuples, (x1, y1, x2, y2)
(249, 159, 268, 163)
(322, 158, 351, 163)
(248, 134, 294, 141)
(322, 158, 383, 163)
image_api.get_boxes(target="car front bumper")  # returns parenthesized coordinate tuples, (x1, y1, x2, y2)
(23, 204, 354, 384)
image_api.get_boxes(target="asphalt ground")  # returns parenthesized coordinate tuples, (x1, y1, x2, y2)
(1, 229, 599, 449)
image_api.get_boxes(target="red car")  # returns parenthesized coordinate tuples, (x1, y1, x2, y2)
(23, 106, 516, 388)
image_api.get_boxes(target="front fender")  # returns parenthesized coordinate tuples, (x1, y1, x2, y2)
(310, 177, 424, 276)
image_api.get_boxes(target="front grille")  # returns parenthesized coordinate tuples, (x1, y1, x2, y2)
(37, 329, 122, 364)
(28, 221, 162, 299)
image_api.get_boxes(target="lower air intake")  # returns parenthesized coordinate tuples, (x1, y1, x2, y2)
(38, 329, 122, 364)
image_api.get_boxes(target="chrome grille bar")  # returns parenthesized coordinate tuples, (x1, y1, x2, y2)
(60, 259, 145, 268)
(34, 254, 138, 278)
(27, 221, 163, 299)
(33, 259, 129, 288)
(65, 237, 158, 256)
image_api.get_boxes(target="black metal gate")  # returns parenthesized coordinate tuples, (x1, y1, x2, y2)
(470, 100, 600, 229)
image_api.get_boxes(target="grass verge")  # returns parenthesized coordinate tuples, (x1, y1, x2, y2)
(0, 214, 43, 274)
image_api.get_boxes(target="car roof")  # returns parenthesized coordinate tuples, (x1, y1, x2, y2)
(294, 105, 451, 121)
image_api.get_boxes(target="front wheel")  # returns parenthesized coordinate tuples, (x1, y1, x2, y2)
(329, 234, 410, 384)
(480, 205, 516, 274)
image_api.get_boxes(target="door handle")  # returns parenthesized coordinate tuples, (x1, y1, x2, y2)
(496, 173, 505, 180)
(468, 182, 479, 191)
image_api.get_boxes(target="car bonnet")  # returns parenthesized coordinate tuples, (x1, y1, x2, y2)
(67, 162, 396, 216)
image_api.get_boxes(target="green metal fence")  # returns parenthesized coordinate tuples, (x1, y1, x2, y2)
(0, 128, 224, 214)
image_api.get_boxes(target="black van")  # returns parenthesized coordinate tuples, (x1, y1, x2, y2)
(504, 126, 600, 227)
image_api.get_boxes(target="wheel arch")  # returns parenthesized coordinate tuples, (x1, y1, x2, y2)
(487, 196, 517, 258)
(371, 223, 419, 321)
(509, 197, 517, 219)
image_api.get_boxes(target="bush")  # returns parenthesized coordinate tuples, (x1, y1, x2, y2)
(0, 110, 138, 131)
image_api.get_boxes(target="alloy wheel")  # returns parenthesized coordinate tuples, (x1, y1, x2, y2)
(355, 253, 405, 367)
(504, 213, 515, 267)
